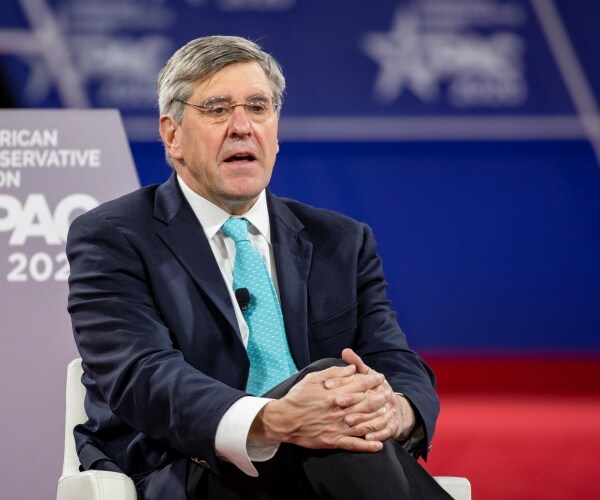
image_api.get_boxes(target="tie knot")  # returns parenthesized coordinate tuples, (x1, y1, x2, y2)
(222, 217, 250, 243)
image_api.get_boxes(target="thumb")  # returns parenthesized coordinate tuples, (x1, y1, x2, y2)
(341, 348, 370, 374)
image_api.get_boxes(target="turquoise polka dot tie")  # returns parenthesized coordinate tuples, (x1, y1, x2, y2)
(222, 217, 297, 395)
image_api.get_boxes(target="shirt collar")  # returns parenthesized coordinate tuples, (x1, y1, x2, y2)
(177, 174, 271, 243)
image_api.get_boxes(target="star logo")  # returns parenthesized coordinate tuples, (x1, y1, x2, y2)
(360, 2, 527, 107)
(361, 5, 440, 104)
(362, 8, 439, 103)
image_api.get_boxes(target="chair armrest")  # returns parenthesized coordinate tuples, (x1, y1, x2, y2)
(57, 470, 137, 500)
(434, 476, 472, 500)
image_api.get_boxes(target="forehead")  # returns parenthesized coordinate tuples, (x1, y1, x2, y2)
(191, 61, 272, 100)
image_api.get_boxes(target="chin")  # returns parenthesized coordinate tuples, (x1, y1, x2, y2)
(226, 178, 268, 199)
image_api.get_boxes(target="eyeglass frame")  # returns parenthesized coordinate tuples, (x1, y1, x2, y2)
(173, 96, 282, 123)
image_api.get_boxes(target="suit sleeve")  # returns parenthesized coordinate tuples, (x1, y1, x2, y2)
(67, 210, 245, 473)
(353, 224, 439, 458)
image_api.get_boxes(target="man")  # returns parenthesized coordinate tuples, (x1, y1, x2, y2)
(67, 36, 451, 499)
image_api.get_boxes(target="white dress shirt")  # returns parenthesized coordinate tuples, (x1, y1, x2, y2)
(177, 176, 281, 477)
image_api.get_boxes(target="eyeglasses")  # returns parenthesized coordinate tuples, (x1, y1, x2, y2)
(174, 96, 281, 123)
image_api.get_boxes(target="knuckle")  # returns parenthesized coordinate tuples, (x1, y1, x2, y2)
(364, 422, 378, 434)
(359, 377, 371, 391)
(376, 384, 387, 394)
(367, 374, 379, 388)
(326, 436, 339, 448)
(335, 436, 351, 450)
(368, 398, 380, 412)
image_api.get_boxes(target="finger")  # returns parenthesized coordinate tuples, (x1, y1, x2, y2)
(323, 374, 357, 390)
(360, 411, 397, 442)
(341, 348, 370, 374)
(341, 390, 387, 413)
(364, 425, 396, 443)
(305, 364, 356, 385)
(333, 435, 384, 453)
(335, 377, 393, 410)
(364, 416, 399, 442)
(324, 371, 385, 391)
(344, 403, 389, 426)
(333, 374, 386, 408)
(323, 365, 387, 391)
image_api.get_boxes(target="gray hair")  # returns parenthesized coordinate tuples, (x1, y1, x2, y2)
(157, 35, 286, 124)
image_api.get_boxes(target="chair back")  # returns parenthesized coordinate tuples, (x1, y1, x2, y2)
(62, 358, 87, 476)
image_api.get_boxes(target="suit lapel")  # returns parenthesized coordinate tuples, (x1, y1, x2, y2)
(268, 192, 313, 369)
(153, 174, 240, 339)
(152, 177, 313, 366)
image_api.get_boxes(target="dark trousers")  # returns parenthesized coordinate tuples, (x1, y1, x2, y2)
(186, 359, 452, 500)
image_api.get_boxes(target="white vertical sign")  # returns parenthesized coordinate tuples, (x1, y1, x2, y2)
(0, 110, 140, 500)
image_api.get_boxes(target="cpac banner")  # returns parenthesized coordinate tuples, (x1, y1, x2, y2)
(2, 0, 597, 142)
(0, 110, 139, 500)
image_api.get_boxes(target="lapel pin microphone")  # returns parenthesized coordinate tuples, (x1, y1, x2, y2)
(235, 287, 250, 311)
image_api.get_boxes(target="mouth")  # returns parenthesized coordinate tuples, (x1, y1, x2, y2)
(223, 152, 257, 163)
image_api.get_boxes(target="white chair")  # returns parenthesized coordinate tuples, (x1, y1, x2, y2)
(57, 358, 137, 500)
(435, 476, 472, 500)
(58, 358, 471, 500)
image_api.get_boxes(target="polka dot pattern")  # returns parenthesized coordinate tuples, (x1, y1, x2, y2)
(222, 217, 297, 395)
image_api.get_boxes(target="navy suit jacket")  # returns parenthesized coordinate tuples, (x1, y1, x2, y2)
(67, 172, 439, 496)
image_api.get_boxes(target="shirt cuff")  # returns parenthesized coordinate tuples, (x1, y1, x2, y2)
(214, 396, 280, 477)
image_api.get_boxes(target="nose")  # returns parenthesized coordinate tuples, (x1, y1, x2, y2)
(228, 105, 253, 137)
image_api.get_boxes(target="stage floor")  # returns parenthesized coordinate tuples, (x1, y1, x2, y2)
(422, 356, 600, 499)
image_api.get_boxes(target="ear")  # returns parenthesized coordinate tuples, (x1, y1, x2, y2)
(159, 115, 183, 161)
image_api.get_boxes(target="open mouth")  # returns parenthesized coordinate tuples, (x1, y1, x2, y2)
(224, 153, 256, 162)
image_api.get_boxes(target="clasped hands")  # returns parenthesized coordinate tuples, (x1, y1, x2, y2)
(251, 348, 416, 453)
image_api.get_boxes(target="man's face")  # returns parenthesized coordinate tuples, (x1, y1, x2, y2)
(160, 61, 280, 215)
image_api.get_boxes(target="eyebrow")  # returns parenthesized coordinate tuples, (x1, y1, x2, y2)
(201, 94, 271, 105)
